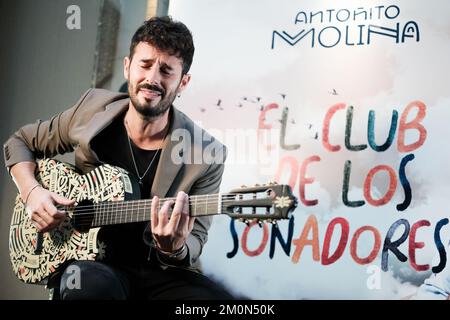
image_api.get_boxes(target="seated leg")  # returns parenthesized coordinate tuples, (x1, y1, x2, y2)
(59, 260, 130, 300)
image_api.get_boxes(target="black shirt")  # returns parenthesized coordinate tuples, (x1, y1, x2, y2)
(90, 111, 161, 265)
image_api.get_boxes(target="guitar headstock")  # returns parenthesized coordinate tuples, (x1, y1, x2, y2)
(222, 183, 297, 224)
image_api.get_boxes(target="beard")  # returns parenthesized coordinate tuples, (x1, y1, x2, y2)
(128, 81, 178, 119)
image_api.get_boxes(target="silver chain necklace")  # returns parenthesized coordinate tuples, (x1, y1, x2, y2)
(125, 120, 163, 187)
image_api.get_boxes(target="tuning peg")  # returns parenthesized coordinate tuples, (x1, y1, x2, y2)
(240, 184, 247, 188)
(258, 220, 263, 228)
(244, 219, 251, 226)
(254, 183, 260, 187)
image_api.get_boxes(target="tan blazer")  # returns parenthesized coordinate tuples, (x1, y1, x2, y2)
(3, 88, 227, 272)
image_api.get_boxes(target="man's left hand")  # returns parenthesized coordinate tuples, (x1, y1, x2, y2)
(150, 191, 195, 254)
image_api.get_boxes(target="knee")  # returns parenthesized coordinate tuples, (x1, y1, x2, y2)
(59, 261, 129, 300)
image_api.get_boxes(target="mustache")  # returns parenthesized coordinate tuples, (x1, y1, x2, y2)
(137, 83, 165, 96)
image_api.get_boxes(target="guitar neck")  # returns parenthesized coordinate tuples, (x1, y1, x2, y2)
(88, 194, 223, 227)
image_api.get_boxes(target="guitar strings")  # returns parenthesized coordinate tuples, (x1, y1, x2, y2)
(64, 197, 273, 223)
(51, 193, 244, 210)
(67, 206, 273, 227)
(70, 206, 275, 228)
(59, 195, 277, 226)
(54, 193, 264, 214)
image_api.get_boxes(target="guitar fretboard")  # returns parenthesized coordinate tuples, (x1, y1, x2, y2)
(73, 194, 224, 228)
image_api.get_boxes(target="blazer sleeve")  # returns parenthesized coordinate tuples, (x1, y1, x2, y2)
(3, 89, 93, 173)
(185, 158, 227, 267)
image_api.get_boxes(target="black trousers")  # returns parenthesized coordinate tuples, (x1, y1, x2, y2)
(58, 260, 235, 300)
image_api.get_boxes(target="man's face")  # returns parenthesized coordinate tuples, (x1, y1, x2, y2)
(124, 42, 190, 119)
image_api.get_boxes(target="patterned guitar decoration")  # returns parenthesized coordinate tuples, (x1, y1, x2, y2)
(9, 159, 297, 284)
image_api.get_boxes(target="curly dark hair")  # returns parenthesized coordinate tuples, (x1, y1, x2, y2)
(129, 16, 195, 75)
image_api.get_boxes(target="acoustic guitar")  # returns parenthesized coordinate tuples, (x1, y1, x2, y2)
(9, 159, 296, 284)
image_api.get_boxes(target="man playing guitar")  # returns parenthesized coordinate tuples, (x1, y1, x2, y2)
(4, 16, 233, 300)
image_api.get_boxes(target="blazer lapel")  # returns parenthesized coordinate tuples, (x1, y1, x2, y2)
(81, 98, 129, 163)
(151, 107, 186, 197)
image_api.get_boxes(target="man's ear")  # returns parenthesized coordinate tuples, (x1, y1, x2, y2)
(123, 56, 131, 80)
(177, 74, 191, 94)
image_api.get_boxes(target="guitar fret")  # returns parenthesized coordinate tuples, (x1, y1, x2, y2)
(99, 203, 103, 226)
(112, 203, 117, 224)
(127, 202, 130, 223)
(137, 200, 140, 224)
(128, 201, 131, 223)
(107, 203, 110, 226)
(96, 203, 100, 226)
(112, 202, 115, 225)
(99, 205, 105, 226)
(100, 204, 104, 226)
(128, 201, 132, 223)
(194, 196, 198, 216)
(122, 200, 125, 223)
(119, 202, 123, 224)
(105, 203, 109, 225)
(105, 203, 108, 226)
(117, 202, 120, 224)
(93, 204, 97, 226)
(118, 202, 121, 224)
(143, 201, 146, 222)
(105, 203, 108, 225)
(99, 204, 101, 226)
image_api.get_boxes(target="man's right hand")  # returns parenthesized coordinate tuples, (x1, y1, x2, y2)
(26, 186, 75, 233)
(10, 161, 76, 233)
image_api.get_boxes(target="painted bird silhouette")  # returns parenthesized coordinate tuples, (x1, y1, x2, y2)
(328, 89, 338, 95)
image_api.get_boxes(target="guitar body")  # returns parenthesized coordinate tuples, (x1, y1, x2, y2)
(9, 159, 137, 284)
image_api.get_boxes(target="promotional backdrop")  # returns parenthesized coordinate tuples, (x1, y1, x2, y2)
(169, 0, 450, 299)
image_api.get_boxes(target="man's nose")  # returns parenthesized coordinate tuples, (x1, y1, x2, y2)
(145, 65, 162, 85)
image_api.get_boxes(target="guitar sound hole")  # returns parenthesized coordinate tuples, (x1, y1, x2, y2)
(72, 200, 94, 232)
